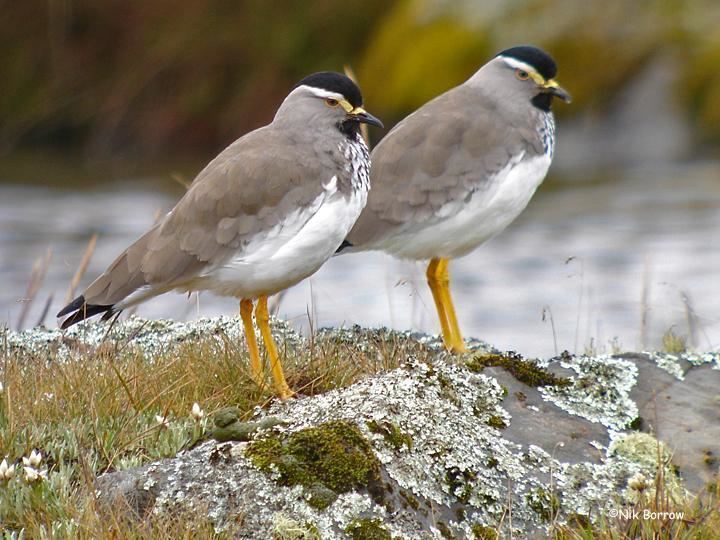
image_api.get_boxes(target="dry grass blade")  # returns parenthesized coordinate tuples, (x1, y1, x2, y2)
(16, 247, 53, 330)
(542, 305, 559, 357)
(640, 257, 651, 350)
(109, 361, 142, 413)
(35, 292, 54, 327)
(680, 290, 699, 349)
(269, 290, 285, 317)
(65, 233, 98, 304)
(171, 172, 192, 190)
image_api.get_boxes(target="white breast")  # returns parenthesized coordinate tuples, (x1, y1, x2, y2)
(203, 176, 367, 299)
(373, 154, 551, 260)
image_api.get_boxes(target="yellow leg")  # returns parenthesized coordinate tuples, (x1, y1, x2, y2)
(440, 266, 467, 353)
(443, 303, 467, 353)
(255, 295, 294, 399)
(427, 258, 453, 349)
(240, 299, 265, 388)
(426, 257, 467, 353)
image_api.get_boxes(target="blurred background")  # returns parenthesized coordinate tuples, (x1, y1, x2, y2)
(2, 0, 720, 357)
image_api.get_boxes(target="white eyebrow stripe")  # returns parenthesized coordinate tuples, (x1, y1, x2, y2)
(302, 86, 346, 101)
(498, 56, 537, 74)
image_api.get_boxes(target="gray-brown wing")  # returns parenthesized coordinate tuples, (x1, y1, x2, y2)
(347, 85, 544, 247)
(83, 127, 330, 306)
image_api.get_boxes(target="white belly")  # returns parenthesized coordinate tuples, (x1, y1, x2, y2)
(374, 154, 551, 260)
(201, 183, 367, 299)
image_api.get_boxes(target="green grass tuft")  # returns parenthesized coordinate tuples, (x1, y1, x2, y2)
(366, 419, 413, 450)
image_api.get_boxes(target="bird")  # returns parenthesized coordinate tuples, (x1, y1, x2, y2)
(57, 71, 383, 398)
(341, 45, 570, 353)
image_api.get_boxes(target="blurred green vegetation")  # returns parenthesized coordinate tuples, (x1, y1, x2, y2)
(2, 0, 720, 160)
(0, 0, 388, 156)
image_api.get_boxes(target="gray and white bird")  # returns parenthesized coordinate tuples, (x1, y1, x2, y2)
(57, 72, 382, 398)
(342, 46, 570, 353)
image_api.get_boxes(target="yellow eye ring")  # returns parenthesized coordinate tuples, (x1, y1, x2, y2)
(515, 69, 530, 81)
(324, 98, 339, 107)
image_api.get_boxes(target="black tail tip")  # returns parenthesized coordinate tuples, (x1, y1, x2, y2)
(57, 295, 85, 318)
(57, 295, 116, 329)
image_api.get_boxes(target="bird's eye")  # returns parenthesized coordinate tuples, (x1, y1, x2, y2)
(515, 69, 530, 81)
(324, 98, 339, 107)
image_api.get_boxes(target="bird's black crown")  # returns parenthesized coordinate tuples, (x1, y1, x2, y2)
(294, 72, 364, 108)
(496, 45, 557, 80)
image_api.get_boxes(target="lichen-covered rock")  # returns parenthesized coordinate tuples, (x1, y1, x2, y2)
(85, 325, 719, 537)
(7, 318, 718, 537)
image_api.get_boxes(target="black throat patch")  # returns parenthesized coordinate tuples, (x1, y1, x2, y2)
(531, 93, 553, 112)
(339, 119, 362, 139)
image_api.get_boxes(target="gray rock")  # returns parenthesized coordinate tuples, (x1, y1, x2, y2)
(95, 342, 717, 537)
(7, 318, 719, 538)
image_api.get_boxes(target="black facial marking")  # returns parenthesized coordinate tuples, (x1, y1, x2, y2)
(497, 45, 557, 81)
(339, 118, 361, 138)
(531, 93, 553, 112)
(294, 71, 364, 108)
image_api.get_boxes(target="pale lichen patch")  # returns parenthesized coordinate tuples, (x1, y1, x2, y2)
(642, 351, 720, 380)
(5, 315, 303, 363)
(541, 353, 639, 431)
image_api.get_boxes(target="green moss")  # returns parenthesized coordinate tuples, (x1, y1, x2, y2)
(526, 487, 560, 522)
(445, 467, 476, 503)
(485, 415, 508, 429)
(467, 353, 571, 388)
(471, 524, 498, 540)
(437, 521, 453, 539)
(400, 489, 420, 510)
(477, 493, 498, 506)
(345, 518, 391, 540)
(437, 372, 461, 406)
(210, 407, 284, 442)
(486, 457, 498, 469)
(305, 483, 337, 509)
(246, 420, 381, 510)
(566, 513, 592, 530)
(366, 420, 413, 451)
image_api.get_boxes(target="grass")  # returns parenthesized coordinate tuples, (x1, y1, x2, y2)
(0, 323, 717, 538)
(0, 325, 418, 538)
(552, 477, 720, 539)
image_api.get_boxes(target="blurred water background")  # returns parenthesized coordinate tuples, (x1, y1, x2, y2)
(2, 0, 720, 357)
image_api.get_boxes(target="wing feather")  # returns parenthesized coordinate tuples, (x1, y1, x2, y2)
(79, 126, 331, 307)
(347, 85, 543, 247)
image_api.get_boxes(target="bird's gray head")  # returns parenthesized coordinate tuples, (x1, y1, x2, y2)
(275, 72, 383, 138)
(475, 46, 571, 112)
